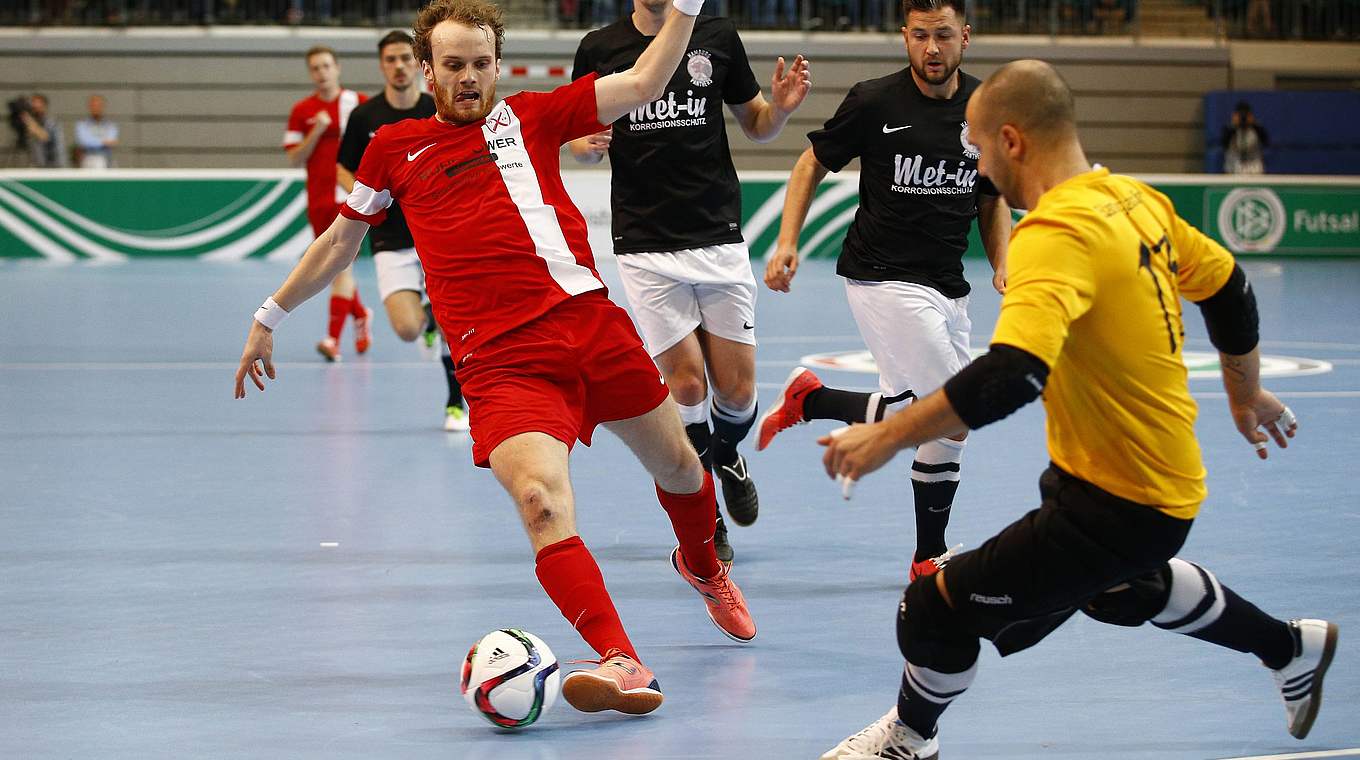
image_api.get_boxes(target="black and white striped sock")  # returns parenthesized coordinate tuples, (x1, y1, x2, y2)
(1152, 558, 1294, 670)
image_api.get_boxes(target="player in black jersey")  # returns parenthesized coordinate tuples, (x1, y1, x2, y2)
(570, 0, 811, 562)
(759, 0, 1010, 582)
(336, 30, 467, 432)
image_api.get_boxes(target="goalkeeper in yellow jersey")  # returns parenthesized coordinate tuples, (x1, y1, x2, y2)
(817, 59, 1336, 760)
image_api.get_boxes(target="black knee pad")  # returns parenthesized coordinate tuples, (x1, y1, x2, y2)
(897, 578, 980, 672)
(1082, 564, 1173, 627)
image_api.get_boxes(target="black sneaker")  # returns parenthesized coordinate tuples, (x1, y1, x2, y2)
(717, 454, 759, 527)
(713, 513, 734, 564)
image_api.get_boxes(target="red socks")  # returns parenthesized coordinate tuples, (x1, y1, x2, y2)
(535, 536, 638, 661)
(327, 295, 349, 341)
(349, 288, 366, 318)
(657, 473, 721, 578)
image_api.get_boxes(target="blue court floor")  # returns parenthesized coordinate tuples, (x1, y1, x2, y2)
(1, 256, 1357, 760)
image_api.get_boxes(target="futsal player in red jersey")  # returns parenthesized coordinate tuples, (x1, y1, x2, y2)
(283, 45, 372, 362)
(236, 0, 754, 717)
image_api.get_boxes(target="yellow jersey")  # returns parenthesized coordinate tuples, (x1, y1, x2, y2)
(991, 168, 1237, 518)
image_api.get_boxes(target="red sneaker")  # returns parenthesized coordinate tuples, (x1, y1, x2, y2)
(561, 649, 663, 715)
(670, 546, 756, 642)
(908, 545, 960, 583)
(756, 366, 822, 451)
(353, 307, 373, 355)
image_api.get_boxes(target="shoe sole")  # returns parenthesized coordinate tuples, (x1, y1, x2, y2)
(755, 366, 813, 452)
(316, 346, 340, 362)
(670, 550, 756, 644)
(1291, 621, 1339, 739)
(561, 672, 663, 715)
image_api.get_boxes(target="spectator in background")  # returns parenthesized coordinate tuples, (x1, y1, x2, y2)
(1223, 100, 1268, 174)
(74, 95, 119, 169)
(21, 94, 67, 168)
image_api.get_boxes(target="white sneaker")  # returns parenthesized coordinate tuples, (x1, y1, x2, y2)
(1271, 618, 1338, 739)
(444, 404, 470, 432)
(821, 706, 939, 760)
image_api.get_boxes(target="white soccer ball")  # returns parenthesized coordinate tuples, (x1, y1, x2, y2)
(460, 629, 561, 729)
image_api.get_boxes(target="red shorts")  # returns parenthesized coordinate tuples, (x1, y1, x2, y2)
(458, 291, 671, 468)
(307, 203, 342, 237)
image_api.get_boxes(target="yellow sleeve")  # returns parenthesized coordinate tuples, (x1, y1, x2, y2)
(1155, 189, 1237, 302)
(990, 215, 1096, 368)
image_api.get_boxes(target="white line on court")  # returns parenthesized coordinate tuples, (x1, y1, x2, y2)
(1213, 749, 1360, 760)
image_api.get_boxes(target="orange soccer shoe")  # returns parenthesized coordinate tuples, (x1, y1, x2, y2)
(756, 366, 822, 451)
(671, 546, 756, 642)
(561, 649, 664, 715)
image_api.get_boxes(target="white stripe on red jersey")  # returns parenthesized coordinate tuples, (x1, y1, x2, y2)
(338, 74, 610, 359)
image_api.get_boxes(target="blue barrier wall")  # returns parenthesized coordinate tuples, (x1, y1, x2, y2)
(1204, 91, 1360, 175)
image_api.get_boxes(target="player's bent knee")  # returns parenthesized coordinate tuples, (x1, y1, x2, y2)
(1082, 564, 1173, 627)
(897, 576, 979, 671)
(391, 321, 422, 342)
(667, 374, 708, 407)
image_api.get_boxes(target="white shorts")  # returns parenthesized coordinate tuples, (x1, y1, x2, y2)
(614, 242, 758, 357)
(845, 279, 972, 400)
(374, 248, 424, 303)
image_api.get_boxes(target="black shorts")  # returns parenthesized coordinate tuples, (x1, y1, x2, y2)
(944, 465, 1194, 656)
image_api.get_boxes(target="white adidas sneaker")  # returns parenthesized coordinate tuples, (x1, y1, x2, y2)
(821, 706, 939, 760)
(1271, 618, 1339, 739)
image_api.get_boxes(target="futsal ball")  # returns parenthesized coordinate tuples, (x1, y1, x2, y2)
(460, 628, 561, 729)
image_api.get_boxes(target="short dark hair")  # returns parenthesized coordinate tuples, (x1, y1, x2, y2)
(902, 0, 966, 21)
(413, 0, 505, 64)
(378, 30, 415, 54)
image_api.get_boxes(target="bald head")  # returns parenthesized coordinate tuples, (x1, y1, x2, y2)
(973, 59, 1077, 140)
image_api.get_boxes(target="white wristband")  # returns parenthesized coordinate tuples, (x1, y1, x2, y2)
(253, 297, 289, 331)
(673, 0, 703, 15)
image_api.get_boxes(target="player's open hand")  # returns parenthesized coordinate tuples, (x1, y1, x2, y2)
(764, 245, 800, 292)
(582, 128, 612, 158)
(771, 55, 812, 115)
(234, 321, 277, 399)
(1229, 388, 1297, 459)
(819, 422, 900, 489)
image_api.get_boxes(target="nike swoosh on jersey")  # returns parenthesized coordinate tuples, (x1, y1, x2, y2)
(882, 124, 913, 133)
(406, 143, 437, 161)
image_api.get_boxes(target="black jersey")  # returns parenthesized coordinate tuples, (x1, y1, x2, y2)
(572, 15, 761, 254)
(337, 91, 436, 253)
(808, 68, 997, 298)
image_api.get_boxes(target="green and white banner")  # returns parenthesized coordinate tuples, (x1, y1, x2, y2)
(1, 169, 1357, 260)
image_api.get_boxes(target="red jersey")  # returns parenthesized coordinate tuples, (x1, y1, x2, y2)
(283, 89, 365, 210)
(340, 74, 608, 359)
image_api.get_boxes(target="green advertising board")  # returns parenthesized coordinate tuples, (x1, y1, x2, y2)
(1, 169, 1356, 260)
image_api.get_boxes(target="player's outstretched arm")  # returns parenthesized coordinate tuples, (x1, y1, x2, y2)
(765, 147, 829, 292)
(233, 215, 369, 398)
(730, 55, 811, 144)
(594, 3, 700, 125)
(819, 344, 1048, 484)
